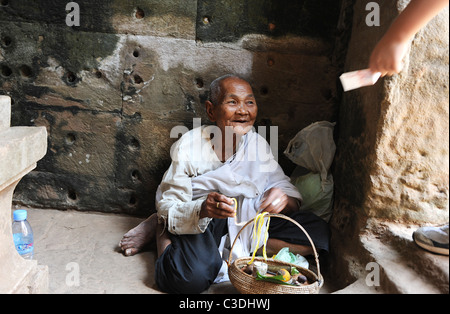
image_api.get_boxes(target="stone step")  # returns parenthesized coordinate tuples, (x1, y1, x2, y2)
(0, 95, 11, 132)
(332, 278, 382, 294)
(361, 220, 448, 294)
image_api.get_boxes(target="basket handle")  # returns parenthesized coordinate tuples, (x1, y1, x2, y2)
(226, 213, 322, 284)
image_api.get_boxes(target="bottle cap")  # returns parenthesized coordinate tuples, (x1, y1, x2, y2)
(13, 209, 27, 221)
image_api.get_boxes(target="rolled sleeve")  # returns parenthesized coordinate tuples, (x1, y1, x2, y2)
(157, 135, 215, 235)
(166, 197, 212, 235)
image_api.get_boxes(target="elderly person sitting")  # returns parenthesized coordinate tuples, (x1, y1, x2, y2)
(119, 74, 329, 293)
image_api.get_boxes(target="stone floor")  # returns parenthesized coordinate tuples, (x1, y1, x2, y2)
(24, 207, 337, 294)
(27, 208, 164, 294)
(19, 207, 448, 294)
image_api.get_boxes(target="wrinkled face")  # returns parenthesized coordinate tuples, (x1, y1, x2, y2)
(206, 78, 258, 136)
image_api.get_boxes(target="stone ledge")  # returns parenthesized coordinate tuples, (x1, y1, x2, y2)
(0, 179, 49, 294)
(240, 34, 333, 55)
(1, 95, 49, 294)
(0, 127, 48, 190)
(2, 260, 48, 294)
(12, 265, 49, 294)
(332, 278, 382, 294)
(329, 218, 448, 294)
(362, 219, 449, 294)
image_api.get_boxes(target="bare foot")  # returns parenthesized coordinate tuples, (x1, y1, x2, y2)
(120, 213, 157, 256)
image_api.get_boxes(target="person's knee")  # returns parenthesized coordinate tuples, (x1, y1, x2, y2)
(155, 247, 222, 294)
(155, 251, 222, 294)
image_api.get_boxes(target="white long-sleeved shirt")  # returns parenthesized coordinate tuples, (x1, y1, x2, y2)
(156, 126, 302, 282)
(156, 126, 301, 236)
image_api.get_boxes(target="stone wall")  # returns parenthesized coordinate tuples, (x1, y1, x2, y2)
(1, 0, 342, 216)
(326, 0, 448, 291)
(333, 0, 449, 236)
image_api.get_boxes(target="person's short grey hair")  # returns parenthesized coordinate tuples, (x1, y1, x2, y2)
(209, 74, 247, 105)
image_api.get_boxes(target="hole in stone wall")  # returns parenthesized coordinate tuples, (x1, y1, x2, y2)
(68, 188, 77, 201)
(195, 78, 204, 89)
(133, 50, 140, 58)
(134, 74, 143, 84)
(202, 16, 211, 25)
(95, 70, 102, 79)
(65, 133, 76, 145)
(135, 7, 145, 19)
(132, 112, 142, 121)
(1, 64, 12, 77)
(131, 170, 141, 182)
(1, 36, 12, 47)
(129, 137, 140, 150)
(19, 65, 33, 78)
(66, 71, 77, 84)
(129, 194, 137, 206)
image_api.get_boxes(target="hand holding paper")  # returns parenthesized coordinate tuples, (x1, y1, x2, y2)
(339, 69, 381, 92)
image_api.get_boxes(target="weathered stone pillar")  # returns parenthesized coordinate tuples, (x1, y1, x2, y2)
(330, 0, 449, 293)
(334, 0, 449, 234)
(0, 95, 48, 293)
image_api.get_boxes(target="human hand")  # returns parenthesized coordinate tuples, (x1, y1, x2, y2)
(368, 0, 449, 77)
(200, 192, 236, 219)
(369, 35, 410, 77)
(259, 188, 288, 214)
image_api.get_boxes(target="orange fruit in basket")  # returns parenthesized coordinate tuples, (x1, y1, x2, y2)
(277, 269, 291, 282)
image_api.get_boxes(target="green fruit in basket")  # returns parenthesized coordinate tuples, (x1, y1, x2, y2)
(256, 269, 293, 285)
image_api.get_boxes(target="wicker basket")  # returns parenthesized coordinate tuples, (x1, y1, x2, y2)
(227, 213, 323, 294)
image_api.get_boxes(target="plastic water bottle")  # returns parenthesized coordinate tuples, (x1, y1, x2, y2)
(12, 209, 34, 260)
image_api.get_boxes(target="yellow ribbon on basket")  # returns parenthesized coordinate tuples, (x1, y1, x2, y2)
(248, 212, 271, 264)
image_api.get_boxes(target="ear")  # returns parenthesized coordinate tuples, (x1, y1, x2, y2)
(205, 100, 216, 122)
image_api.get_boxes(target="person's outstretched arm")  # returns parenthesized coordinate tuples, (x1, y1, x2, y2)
(369, 0, 449, 76)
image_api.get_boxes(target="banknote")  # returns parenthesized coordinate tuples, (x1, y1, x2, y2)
(340, 69, 381, 92)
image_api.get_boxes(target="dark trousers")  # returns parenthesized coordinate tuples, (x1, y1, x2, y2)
(155, 211, 329, 294)
(155, 218, 228, 294)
